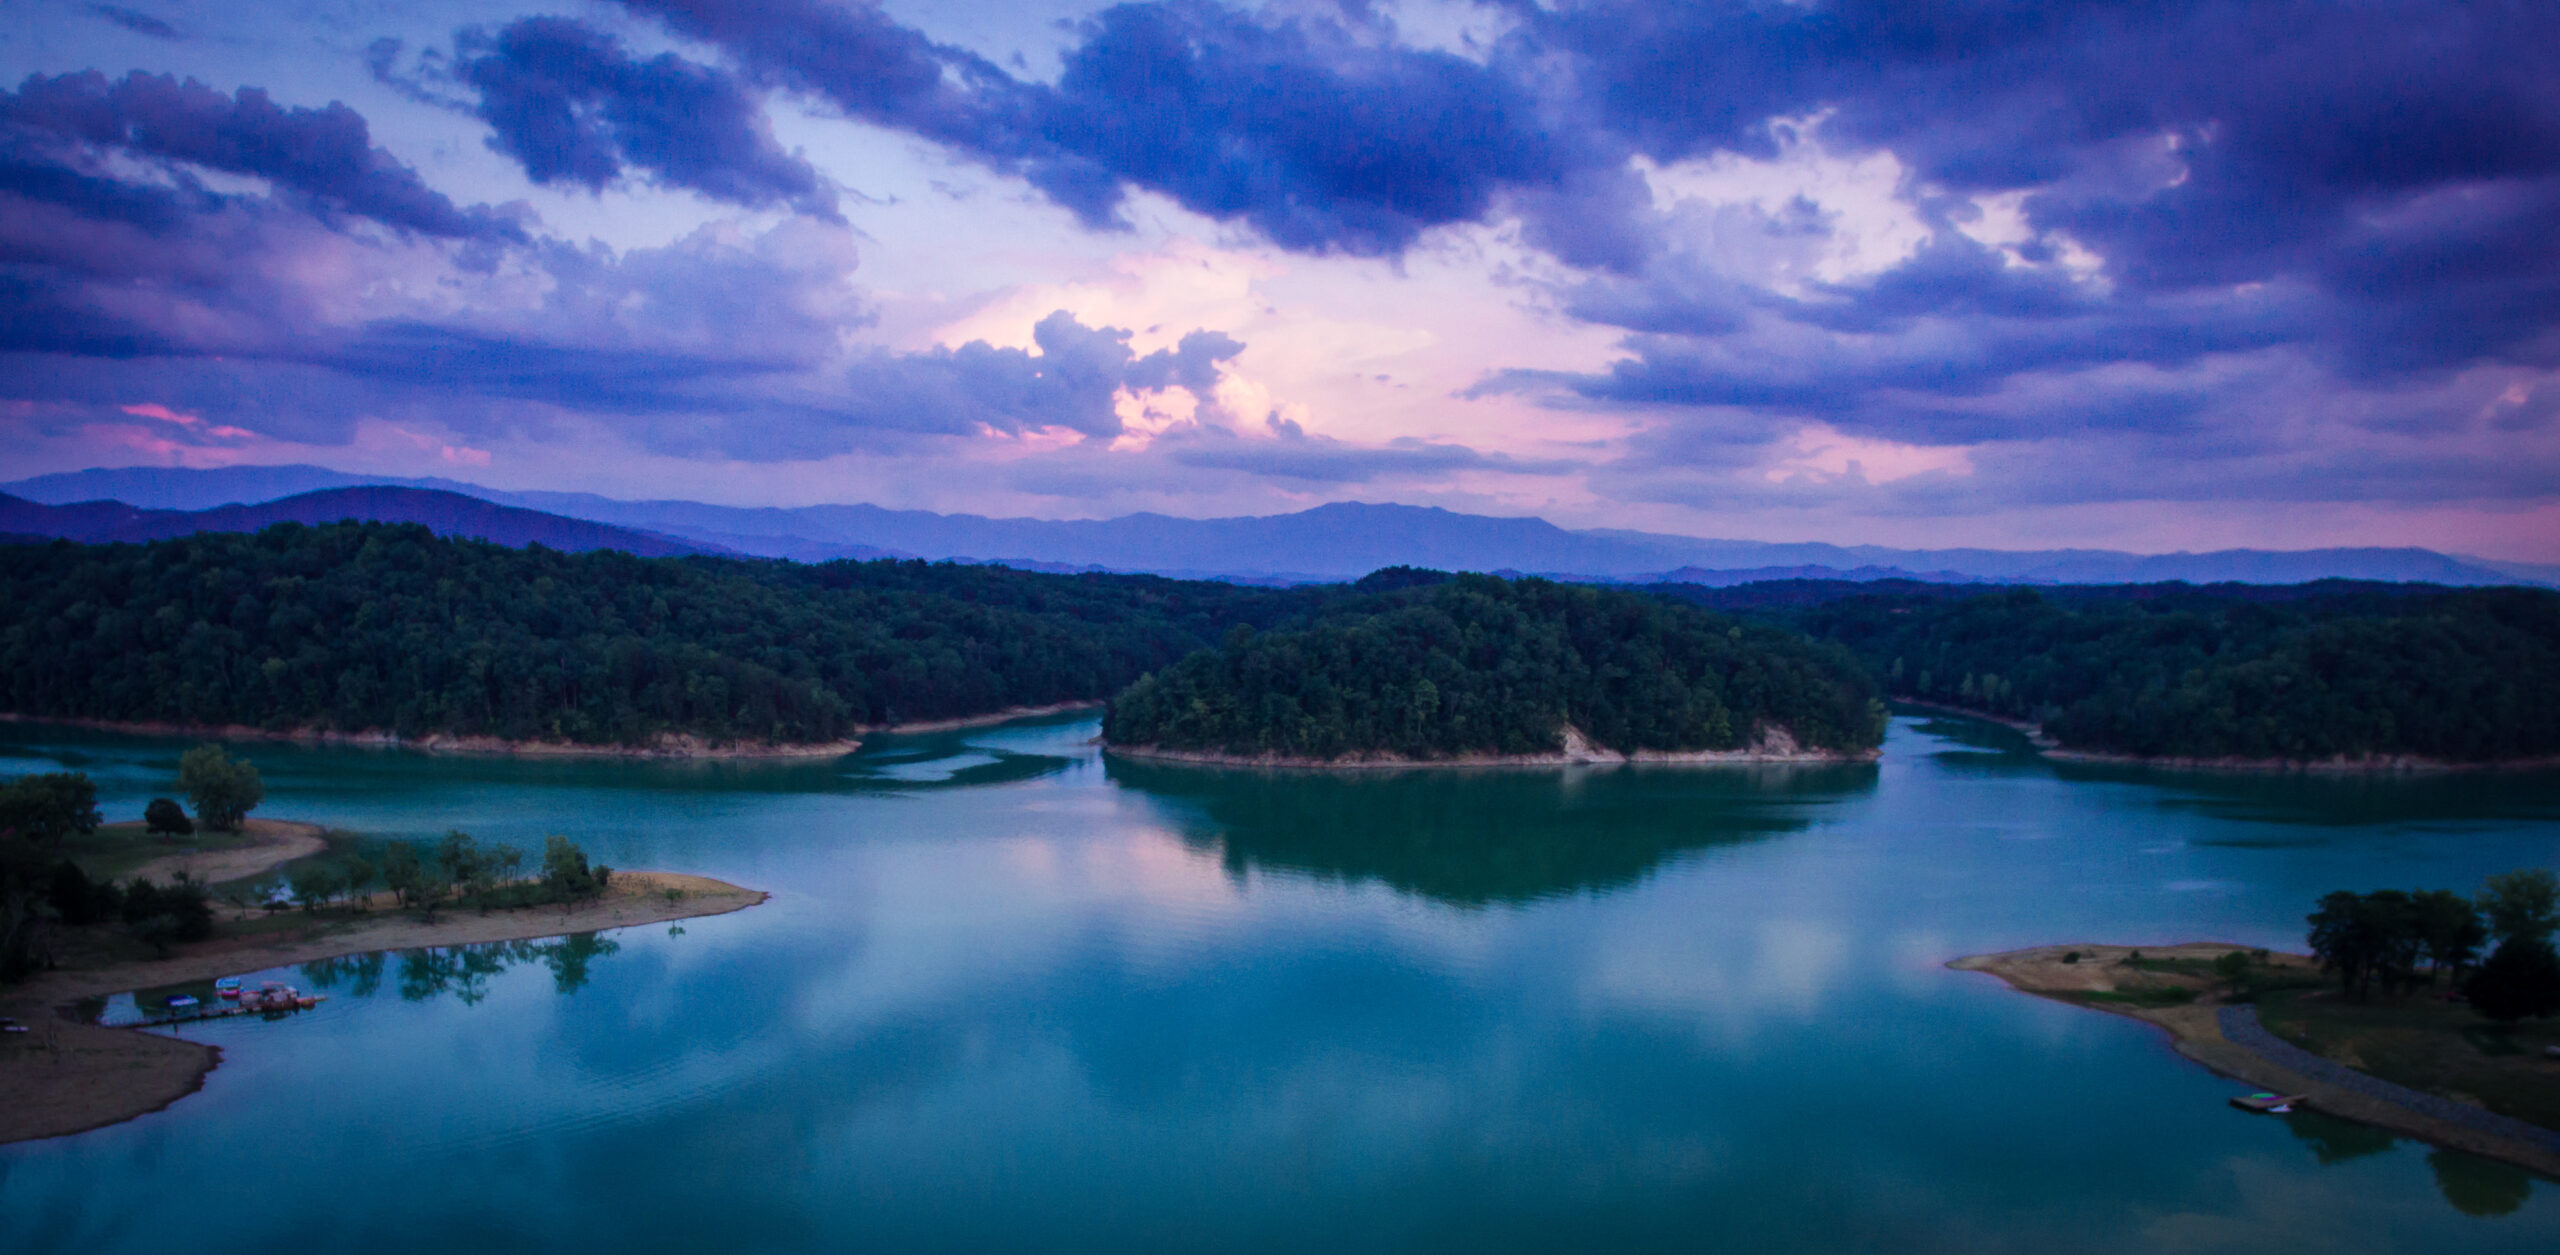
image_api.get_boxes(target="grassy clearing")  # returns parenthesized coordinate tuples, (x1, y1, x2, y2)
(55, 821, 260, 883)
(2257, 987, 2560, 1131)
(2069, 984, 2201, 1008)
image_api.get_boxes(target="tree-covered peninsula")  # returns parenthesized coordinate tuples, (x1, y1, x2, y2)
(0, 523, 1328, 748)
(1787, 584, 2560, 763)
(1103, 573, 1885, 762)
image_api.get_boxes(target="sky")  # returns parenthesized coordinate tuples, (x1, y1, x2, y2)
(2, 1, 2557, 559)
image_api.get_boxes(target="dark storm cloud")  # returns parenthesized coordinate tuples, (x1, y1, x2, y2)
(0, 70, 519, 240)
(601, 0, 2560, 467)
(456, 18, 840, 220)
(1532, 0, 2560, 372)
(620, 0, 1590, 256)
(87, 5, 177, 39)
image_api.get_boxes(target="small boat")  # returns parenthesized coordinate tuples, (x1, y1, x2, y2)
(1, 1017, 27, 1034)
(164, 994, 200, 1010)
(2230, 1092, 2306, 1114)
(215, 977, 243, 1000)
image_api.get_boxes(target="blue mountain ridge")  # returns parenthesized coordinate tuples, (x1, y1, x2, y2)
(4, 464, 2547, 587)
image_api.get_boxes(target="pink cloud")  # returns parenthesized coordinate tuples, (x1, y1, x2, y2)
(119, 402, 256, 440)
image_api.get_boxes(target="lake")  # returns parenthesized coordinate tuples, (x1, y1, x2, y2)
(5, 712, 2558, 1252)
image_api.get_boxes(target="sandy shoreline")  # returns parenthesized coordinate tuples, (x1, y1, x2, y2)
(1107, 724, 1876, 770)
(0, 702, 1106, 760)
(1951, 942, 2560, 1180)
(1, 871, 765, 1146)
(125, 818, 328, 886)
(4, 811, 767, 1149)
(862, 700, 1105, 735)
(1897, 699, 2560, 773)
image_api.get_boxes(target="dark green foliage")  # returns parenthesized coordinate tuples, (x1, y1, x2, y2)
(0, 523, 1354, 746)
(541, 835, 609, 903)
(380, 841, 439, 911)
(2477, 869, 2559, 947)
(1105, 575, 1884, 760)
(1790, 584, 2560, 761)
(179, 744, 263, 831)
(0, 771, 103, 845)
(0, 835, 54, 980)
(287, 861, 345, 911)
(2309, 889, 2427, 999)
(2309, 876, 2554, 1005)
(144, 796, 193, 835)
(47, 859, 121, 925)
(118, 874, 214, 954)
(2467, 940, 2560, 1024)
(2413, 888, 2489, 984)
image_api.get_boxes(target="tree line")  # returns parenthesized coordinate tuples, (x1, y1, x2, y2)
(1784, 584, 2560, 761)
(2307, 869, 2560, 1022)
(0, 523, 1348, 748)
(1104, 572, 1886, 760)
(2, 752, 614, 981)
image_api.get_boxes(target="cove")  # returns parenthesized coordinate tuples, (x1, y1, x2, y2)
(3, 711, 2557, 1253)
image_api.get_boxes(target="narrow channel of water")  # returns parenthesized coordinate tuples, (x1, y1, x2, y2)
(4, 713, 2556, 1253)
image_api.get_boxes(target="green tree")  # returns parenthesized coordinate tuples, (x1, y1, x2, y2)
(438, 830, 490, 901)
(119, 873, 213, 954)
(0, 772, 103, 846)
(2212, 950, 2252, 997)
(2467, 940, 2560, 1024)
(380, 840, 443, 915)
(178, 745, 265, 832)
(541, 835, 609, 904)
(2411, 888, 2488, 985)
(340, 853, 378, 908)
(143, 797, 193, 835)
(2307, 891, 2389, 1000)
(0, 831, 57, 980)
(287, 862, 344, 912)
(2477, 869, 2559, 947)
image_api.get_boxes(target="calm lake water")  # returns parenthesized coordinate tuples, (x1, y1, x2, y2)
(5, 712, 2558, 1253)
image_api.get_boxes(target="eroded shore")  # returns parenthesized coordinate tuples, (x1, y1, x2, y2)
(1107, 725, 1877, 770)
(2, 834, 764, 1146)
(0, 701, 1103, 760)
(1952, 943, 2560, 1180)
(1898, 699, 2560, 773)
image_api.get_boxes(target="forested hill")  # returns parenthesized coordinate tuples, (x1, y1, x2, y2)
(1103, 574, 1886, 761)
(0, 523, 1336, 747)
(1790, 585, 2560, 762)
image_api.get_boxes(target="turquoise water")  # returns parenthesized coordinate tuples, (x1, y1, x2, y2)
(4, 712, 2558, 1252)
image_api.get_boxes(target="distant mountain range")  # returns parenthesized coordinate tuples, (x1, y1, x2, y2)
(0, 486, 713, 558)
(5, 464, 2553, 588)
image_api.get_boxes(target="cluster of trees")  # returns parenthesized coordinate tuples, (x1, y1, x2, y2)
(1105, 573, 1885, 760)
(44, 864, 215, 957)
(1790, 584, 2560, 760)
(284, 832, 611, 919)
(0, 771, 101, 844)
(2, 770, 104, 978)
(2307, 869, 2560, 1022)
(0, 523, 1345, 747)
(2, 749, 272, 978)
(179, 744, 263, 831)
(2, 761, 249, 976)
(0, 753, 619, 981)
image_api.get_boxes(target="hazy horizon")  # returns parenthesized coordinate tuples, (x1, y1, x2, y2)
(6, 2, 2558, 561)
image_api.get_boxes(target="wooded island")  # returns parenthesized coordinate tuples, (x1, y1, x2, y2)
(3, 525, 2556, 766)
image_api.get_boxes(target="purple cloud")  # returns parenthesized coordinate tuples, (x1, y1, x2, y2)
(457, 18, 840, 220)
(2, 70, 518, 240)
